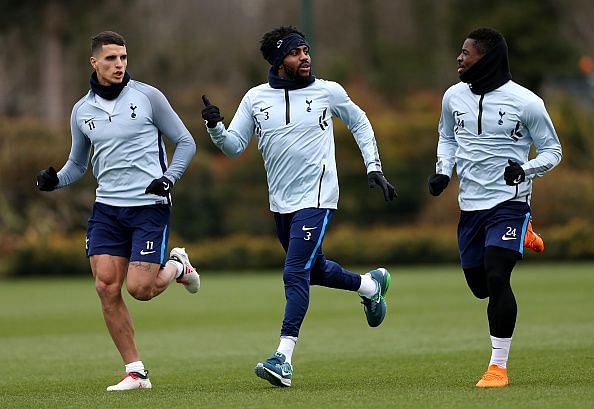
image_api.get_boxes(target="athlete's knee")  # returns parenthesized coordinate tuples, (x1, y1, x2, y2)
(485, 273, 509, 295)
(310, 259, 344, 287)
(463, 266, 488, 299)
(309, 261, 330, 286)
(283, 267, 310, 287)
(309, 272, 322, 286)
(95, 279, 121, 301)
(469, 285, 489, 299)
(126, 283, 154, 301)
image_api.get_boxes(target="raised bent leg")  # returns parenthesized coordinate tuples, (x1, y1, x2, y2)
(125, 260, 177, 301)
(310, 255, 360, 290)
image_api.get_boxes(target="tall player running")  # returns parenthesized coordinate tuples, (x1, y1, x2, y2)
(201, 26, 396, 387)
(428, 27, 562, 387)
(37, 31, 199, 391)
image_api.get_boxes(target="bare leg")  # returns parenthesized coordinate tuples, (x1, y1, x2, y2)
(91, 254, 139, 364)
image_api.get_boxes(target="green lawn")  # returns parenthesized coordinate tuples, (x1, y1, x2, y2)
(1, 263, 593, 408)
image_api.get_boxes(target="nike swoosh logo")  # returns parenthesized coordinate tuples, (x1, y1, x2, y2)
(454, 111, 466, 117)
(302, 226, 318, 231)
(84, 118, 95, 123)
(162, 182, 170, 191)
(501, 236, 517, 241)
(140, 250, 156, 255)
(281, 369, 291, 376)
(259, 106, 272, 112)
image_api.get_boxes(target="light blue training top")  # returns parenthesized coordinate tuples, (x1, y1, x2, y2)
(436, 80, 562, 211)
(206, 79, 383, 213)
(56, 80, 196, 206)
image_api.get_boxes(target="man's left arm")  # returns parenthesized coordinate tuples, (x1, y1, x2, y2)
(148, 87, 197, 184)
(328, 82, 396, 201)
(521, 98, 562, 180)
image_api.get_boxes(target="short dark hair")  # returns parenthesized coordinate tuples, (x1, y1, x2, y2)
(91, 31, 126, 54)
(260, 26, 306, 62)
(467, 28, 505, 55)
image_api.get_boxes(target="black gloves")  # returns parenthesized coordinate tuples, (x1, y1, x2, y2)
(201, 95, 224, 128)
(368, 171, 396, 201)
(428, 174, 450, 196)
(504, 160, 525, 185)
(145, 176, 173, 196)
(37, 166, 59, 191)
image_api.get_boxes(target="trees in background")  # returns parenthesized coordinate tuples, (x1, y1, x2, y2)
(1, 0, 593, 274)
(1, 0, 590, 121)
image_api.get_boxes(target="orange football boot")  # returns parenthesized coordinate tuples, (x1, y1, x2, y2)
(524, 221, 544, 253)
(476, 364, 509, 388)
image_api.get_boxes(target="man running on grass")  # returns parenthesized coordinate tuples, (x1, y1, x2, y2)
(37, 31, 199, 391)
(201, 25, 396, 387)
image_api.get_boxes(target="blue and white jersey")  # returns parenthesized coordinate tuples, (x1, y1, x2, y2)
(436, 80, 562, 211)
(56, 80, 196, 206)
(207, 79, 383, 213)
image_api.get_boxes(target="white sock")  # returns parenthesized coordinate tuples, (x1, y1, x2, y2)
(167, 259, 184, 279)
(277, 336, 297, 364)
(489, 336, 512, 368)
(125, 360, 147, 376)
(358, 274, 378, 298)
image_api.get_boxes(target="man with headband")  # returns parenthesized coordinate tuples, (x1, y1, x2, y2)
(201, 26, 396, 387)
(428, 28, 562, 387)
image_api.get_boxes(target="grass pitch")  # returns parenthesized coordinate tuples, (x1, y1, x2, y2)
(1, 263, 593, 408)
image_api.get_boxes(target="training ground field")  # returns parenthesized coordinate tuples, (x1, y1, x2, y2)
(1, 263, 593, 408)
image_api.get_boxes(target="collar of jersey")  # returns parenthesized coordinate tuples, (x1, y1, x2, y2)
(89, 71, 131, 100)
(268, 67, 315, 90)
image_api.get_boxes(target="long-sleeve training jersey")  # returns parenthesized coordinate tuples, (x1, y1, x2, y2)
(207, 79, 383, 213)
(56, 80, 196, 206)
(436, 80, 562, 211)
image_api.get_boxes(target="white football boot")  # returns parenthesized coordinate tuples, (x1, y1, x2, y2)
(170, 247, 200, 293)
(106, 371, 152, 391)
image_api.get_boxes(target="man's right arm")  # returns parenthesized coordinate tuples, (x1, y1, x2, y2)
(202, 93, 255, 158)
(435, 91, 458, 177)
(428, 90, 458, 196)
(56, 103, 91, 187)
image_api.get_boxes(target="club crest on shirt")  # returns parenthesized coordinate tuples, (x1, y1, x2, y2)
(306, 98, 312, 112)
(130, 103, 137, 119)
(498, 109, 506, 125)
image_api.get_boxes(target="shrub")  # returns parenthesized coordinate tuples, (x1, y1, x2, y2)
(2, 220, 592, 278)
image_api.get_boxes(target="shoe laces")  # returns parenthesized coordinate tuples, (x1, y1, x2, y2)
(266, 352, 287, 367)
(481, 369, 504, 381)
(361, 283, 383, 308)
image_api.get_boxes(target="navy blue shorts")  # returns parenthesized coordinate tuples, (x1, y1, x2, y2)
(458, 201, 531, 269)
(86, 202, 171, 265)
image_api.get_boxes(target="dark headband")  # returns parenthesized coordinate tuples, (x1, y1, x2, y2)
(266, 33, 309, 71)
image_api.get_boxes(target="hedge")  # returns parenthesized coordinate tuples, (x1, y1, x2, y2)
(2, 220, 592, 278)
